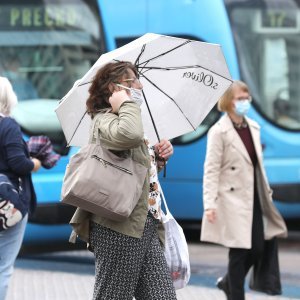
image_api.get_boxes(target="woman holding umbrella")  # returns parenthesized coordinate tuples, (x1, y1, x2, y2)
(200, 80, 287, 300)
(69, 61, 177, 299)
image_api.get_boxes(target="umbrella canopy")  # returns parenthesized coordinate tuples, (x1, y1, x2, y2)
(56, 33, 232, 146)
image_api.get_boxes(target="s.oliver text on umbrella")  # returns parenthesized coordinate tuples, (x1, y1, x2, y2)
(182, 71, 218, 90)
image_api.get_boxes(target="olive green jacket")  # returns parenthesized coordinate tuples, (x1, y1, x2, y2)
(68, 101, 164, 245)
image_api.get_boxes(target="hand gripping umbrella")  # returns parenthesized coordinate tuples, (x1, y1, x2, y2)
(56, 33, 232, 146)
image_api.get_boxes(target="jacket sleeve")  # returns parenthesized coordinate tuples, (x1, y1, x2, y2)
(2, 119, 34, 175)
(203, 124, 223, 210)
(95, 102, 144, 150)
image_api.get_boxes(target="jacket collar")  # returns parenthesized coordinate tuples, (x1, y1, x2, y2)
(218, 114, 260, 132)
(218, 114, 260, 165)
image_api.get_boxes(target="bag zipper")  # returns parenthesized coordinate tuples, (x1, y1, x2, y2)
(91, 155, 133, 175)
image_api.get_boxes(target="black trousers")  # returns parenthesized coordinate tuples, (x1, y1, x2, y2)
(225, 194, 264, 300)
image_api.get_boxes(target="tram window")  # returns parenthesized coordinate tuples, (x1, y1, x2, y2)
(227, 1, 300, 130)
(0, 1, 103, 153)
(0, 45, 98, 153)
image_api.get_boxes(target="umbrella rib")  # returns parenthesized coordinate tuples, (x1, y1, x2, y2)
(136, 40, 191, 68)
(134, 44, 146, 66)
(67, 110, 88, 146)
(142, 90, 161, 143)
(141, 73, 196, 131)
(78, 66, 232, 86)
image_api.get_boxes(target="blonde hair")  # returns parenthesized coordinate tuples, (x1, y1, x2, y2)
(0, 77, 18, 116)
(217, 80, 249, 112)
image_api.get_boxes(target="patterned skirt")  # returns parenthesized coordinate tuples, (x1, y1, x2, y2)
(90, 213, 177, 300)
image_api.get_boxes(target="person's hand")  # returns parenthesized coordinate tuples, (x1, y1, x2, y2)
(31, 158, 41, 172)
(109, 90, 130, 113)
(205, 209, 216, 223)
(154, 139, 173, 161)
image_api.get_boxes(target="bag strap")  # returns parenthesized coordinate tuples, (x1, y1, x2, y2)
(89, 114, 101, 145)
(159, 182, 171, 216)
(89, 111, 112, 145)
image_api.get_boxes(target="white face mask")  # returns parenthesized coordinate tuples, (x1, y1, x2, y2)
(116, 84, 144, 106)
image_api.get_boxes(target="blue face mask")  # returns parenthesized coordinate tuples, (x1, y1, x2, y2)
(234, 100, 251, 116)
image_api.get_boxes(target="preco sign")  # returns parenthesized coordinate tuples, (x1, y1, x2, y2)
(0, 5, 83, 30)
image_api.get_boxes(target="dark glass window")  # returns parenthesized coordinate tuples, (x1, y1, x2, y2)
(225, 0, 300, 130)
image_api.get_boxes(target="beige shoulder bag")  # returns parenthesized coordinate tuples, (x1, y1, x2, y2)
(61, 114, 148, 222)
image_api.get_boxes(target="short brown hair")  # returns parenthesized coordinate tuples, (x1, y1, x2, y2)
(86, 61, 138, 117)
(217, 80, 249, 112)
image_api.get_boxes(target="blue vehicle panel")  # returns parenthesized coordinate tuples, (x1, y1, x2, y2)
(0, 0, 299, 244)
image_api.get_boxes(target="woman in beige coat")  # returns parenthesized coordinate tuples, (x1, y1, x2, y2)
(200, 80, 287, 300)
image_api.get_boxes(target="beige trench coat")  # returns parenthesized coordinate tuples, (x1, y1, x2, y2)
(200, 114, 287, 249)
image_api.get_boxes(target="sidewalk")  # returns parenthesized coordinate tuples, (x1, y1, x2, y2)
(7, 258, 297, 300)
(7, 243, 300, 300)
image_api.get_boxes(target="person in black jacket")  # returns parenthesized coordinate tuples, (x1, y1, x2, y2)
(0, 77, 41, 300)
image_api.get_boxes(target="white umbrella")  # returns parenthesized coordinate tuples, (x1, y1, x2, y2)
(55, 33, 232, 146)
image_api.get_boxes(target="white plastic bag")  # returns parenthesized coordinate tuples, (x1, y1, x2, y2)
(160, 187, 191, 290)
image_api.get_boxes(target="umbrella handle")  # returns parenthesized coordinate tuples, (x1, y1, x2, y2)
(157, 157, 167, 177)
